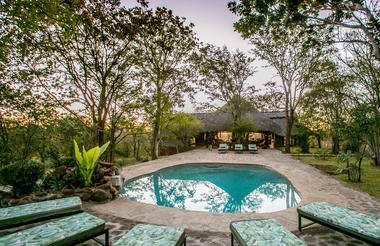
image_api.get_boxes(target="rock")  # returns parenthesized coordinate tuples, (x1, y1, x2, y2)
(96, 183, 110, 190)
(98, 161, 115, 167)
(18, 196, 32, 205)
(53, 166, 67, 178)
(104, 176, 112, 182)
(61, 189, 75, 195)
(91, 189, 112, 202)
(75, 188, 91, 193)
(45, 194, 58, 200)
(35, 191, 47, 197)
(81, 192, 92, 201)
(141, 158, 149, 162)
(9, 198, 21, 206)
(111, 175, 123, 187)
(110, 185, 119, 197)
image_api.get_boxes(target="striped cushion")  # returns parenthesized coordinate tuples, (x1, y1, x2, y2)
(231, 219, 306, 246)
(114, 224, 185, 246)
(0, 212, 105, 246)
(0, 197, 82, 228)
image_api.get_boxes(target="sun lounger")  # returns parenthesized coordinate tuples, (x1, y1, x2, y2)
(0, 197, 83, 230)
(234, 144, 243, 153)
(218, 143, 228, 153)
(248, 144, 258, 153)
(114, 224, 186, 246)
(230, 219, 306, 246)
(298, 201, 380, 245)
(0, 212, 109, 246)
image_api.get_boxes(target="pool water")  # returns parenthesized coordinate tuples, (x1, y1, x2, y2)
(121, 163, 301, 213)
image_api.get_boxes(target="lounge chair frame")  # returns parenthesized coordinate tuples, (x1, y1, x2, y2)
(66, 228, 109, 246)
(298, 208, 379, 245)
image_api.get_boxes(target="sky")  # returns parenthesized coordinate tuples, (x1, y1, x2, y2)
(122, 0, 277, 112)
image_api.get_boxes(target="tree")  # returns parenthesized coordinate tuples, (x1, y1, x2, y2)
(3, 0, 147, 156)
(195, 45, 257, 122)
(251, 29, 324, 153)
(164, 113, 203, 149)
(302, 61, 352, 154)
(342, 44, 380, 165)
(229, 0, 380, 61)
(136, 7, 198, 160)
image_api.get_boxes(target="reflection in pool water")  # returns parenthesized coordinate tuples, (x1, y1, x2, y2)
(121, 164, 301, 213)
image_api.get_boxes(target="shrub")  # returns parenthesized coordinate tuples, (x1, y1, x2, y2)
(53, 157, 77, 168)
(0, 160, 45, 196)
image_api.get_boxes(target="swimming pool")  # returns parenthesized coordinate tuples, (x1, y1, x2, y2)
(121, 163, 301, 213)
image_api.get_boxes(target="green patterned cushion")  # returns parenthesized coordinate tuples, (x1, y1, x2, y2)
(230, 219, 306, 246)
(114, 224, 185, 246)
(298, 201, 380, 240)
(0, 197, 82, 228)
(0, 212, 105, 246)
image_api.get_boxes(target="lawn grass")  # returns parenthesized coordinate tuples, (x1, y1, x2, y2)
(278, 146, 332, 154)
(115, 157, 143, 167)
(296, 156, 380, 199)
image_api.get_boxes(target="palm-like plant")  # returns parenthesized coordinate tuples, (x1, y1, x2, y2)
(73, 140, 110, 187)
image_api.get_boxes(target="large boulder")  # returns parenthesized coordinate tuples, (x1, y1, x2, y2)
(91, 189, 112, 202)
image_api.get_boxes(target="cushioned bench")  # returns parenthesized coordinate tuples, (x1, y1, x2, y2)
(230, 219, 306, 246)
(0, 197, 83, 230)
(0, 212, 108, 246)
(298, 201, 380, 245)
(114, 224, 186, 246)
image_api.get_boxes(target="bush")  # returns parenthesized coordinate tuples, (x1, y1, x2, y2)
(53, 157, 77, 168)
(0, 160, 45, 196)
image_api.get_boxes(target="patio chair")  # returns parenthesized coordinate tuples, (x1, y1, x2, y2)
(114, 224, 186, 246)
(234, 144, 243, 153)
(0, 197, 83, 230)
(230, 219, 306, 246)
(248, 144, 258, 153)
(218, 143, 228, 153)
(0, 212, 109, 246)
(298, 201, 380, 245)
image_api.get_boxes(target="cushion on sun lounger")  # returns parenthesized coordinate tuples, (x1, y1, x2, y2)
(0, 212, 105, 246)
(298, 201, 380, 242)
(0, 197, 82, 229)
(218, 143, 228, 150)
(248, 144, 257, 151)
(234, 144, 243, 151)
(114, 224, 185, 246)
(230, 219, 306, 246)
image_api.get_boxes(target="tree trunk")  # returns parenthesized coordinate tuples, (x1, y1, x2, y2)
(332, 135, 339, 154)
(132, 134, 137, 158)
(317, 136, 321, 148)
(109, 126, 116, 163)
(151, 123, 159, 160)
(284, 108, 294, 153)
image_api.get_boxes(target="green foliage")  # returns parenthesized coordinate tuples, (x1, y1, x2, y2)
(164, 113, 203, 147)
(53, 157, 77, 168)
(0, 160, 45, 195)
(297, 126, 311, 153)
(74, 140, 110, 187)
(338, 150, 371, 182)
(232, 120, 257, 144)
(137, 7, 198, 159)
(228, 0, 379, 60)
(194, 45, 256, 121)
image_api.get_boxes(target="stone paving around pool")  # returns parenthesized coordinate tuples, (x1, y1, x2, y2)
(86, 148, 380, 245)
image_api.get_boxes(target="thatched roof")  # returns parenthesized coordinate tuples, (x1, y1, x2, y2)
(193, 111, 298, 136)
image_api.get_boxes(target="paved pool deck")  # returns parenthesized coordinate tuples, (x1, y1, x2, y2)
(86, 148, 380, 245)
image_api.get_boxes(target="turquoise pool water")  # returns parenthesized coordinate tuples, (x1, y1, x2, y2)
(121, 163, 301, 213)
